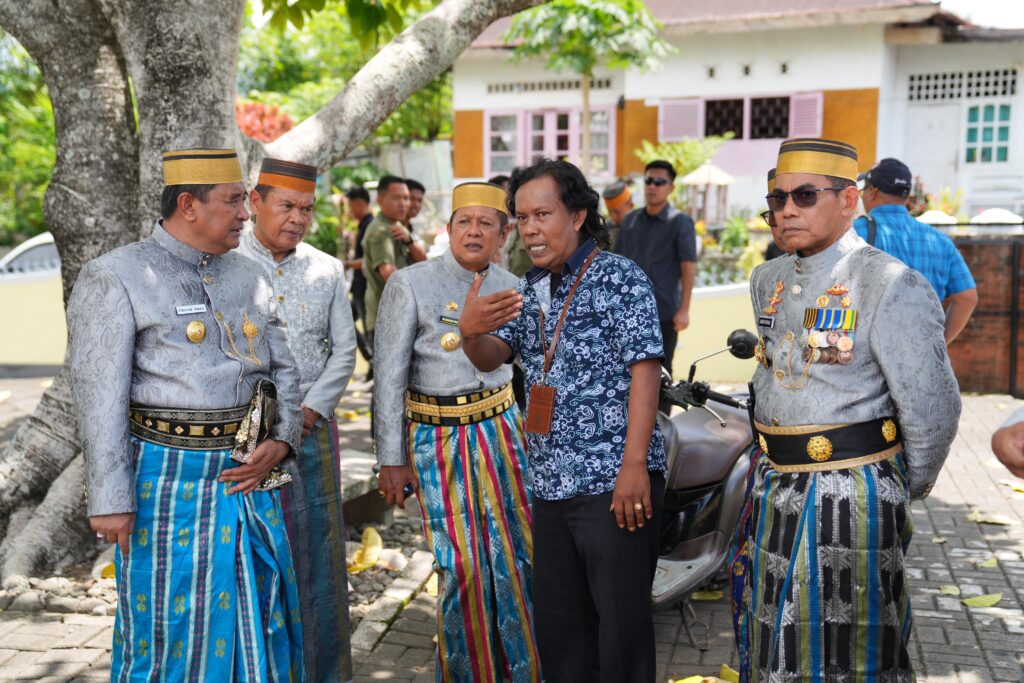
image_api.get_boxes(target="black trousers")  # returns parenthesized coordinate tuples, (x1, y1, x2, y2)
(532, 472, 665, 683)
(659, 320, 678, 414)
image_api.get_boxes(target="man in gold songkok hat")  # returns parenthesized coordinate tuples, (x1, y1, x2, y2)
(238, 157, 357, 682)
(67, 148, 306, 680)
(373, 181, 541, 680)
(733, 138, 961, 681)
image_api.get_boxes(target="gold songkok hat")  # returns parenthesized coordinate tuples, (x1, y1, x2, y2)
(162, 148, 243, 186)
(767, 168, 776, 193)
(452, 182, 508, 216)
(602, 182, 632, 211)
(258, 158, 318, 194)
(776, 138, 858, 183)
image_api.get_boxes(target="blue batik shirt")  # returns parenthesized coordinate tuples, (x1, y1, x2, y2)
(853, 205, 976, 300)
(495, 238, 667, 501)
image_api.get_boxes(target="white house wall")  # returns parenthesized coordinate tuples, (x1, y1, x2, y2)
(890, 43, 1024, 215)
(626, 24, 886, 101)
(452, 57, 624, 111)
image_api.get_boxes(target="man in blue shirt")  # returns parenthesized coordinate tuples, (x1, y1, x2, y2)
(460, 159, 667, 682)
(855, 157, 978, 343)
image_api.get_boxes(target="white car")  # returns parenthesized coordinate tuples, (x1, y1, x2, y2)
(0, 232, 67, 366)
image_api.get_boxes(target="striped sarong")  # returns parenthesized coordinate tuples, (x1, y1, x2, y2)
(742, 452, 915, 682)
(279, 417, 353, 683)
(407, 404, 541, 683)
(112, 437, 304, 682)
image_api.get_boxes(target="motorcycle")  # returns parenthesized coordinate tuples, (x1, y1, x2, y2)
(652, 329, 758, 649)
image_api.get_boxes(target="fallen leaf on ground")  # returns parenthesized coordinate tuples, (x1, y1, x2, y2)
(961, 593, 1002, 608)
(0, 390, 11, 404)
(669, 677, 707, 683)
(998, 479, 1024, 494)
(939, 585, 961, 596)
(338, 410, 361, 421)
(40, 379, 53, 388)
(996, 403, 1007, 410)
(966, 510, 1018, 526)
(425, 572, 438, 597)
(347, 527, 383, 572)
(931, 536, 947, 544)
(691, 590, 724, 601)
(719, 664, 740, 682)
(976, 557, 999, 569)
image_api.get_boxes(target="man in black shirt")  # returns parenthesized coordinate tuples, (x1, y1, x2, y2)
(615, 160, 697, 387)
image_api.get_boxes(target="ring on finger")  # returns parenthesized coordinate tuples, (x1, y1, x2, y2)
(633, 502, 644, 511)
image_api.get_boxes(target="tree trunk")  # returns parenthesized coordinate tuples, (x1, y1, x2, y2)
(580, 69, 591, 177)
(0, 0, 544, 580)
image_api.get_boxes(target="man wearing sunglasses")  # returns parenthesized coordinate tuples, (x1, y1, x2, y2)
(854, 157, 977, 344)
(614, 160, 697, 396)
(738, 138, 961, 682)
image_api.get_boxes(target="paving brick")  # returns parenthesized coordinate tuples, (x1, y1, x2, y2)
(381, 630, 435, 650)
(392, 618, 436, 637)
(369, 643, 406, 667)
(395, 647, 433, 668)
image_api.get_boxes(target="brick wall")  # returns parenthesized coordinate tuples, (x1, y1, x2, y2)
(946, 237, 1024, 397)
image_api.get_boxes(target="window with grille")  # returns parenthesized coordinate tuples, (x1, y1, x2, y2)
(488, 114, 519, 174)
(908, 69, 1016, 101)
(705, 99, 744, 137)
(750, 97, 789, 139)
(965, 103, 1010, 164)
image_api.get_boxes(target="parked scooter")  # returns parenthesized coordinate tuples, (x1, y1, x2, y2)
(652, 329, 758, 648)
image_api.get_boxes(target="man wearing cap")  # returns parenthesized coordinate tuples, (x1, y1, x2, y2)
(373, 182, 540, 682)
(739, 138, 961, 681)
(855, 157, 978, 343)
(601, 180, 633, 250)
(238, 157, 357, 683)
(68, 148, 305, 681)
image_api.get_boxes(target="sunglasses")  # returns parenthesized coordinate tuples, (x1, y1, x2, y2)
(644, 177, 671, 187)
(759, 210, 776, 227)
(765, 186, 842, 212)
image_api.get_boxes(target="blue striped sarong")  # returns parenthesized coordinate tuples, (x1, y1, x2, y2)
(742, 453, 914, 682)
(407, 405, 541, 683)
(279, 417, 352, 683)
(112, 437, 304, 682)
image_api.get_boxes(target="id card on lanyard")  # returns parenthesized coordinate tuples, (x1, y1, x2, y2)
(525, 248, 600, 434)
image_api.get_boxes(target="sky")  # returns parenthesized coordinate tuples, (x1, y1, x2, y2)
(939, 0, 1024, 28)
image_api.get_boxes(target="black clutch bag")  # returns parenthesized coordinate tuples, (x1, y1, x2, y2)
(231, 379, 292, 491)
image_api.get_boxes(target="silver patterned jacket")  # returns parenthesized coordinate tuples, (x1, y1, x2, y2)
(373, 249, 518, 466)
(67, 223, 303, 517)
(237, 227, 356, 419)
(749, 227, 961, 499)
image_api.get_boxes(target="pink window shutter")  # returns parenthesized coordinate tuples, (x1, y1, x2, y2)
(659, 100, 703, 141)
(789, 92, 823, 137)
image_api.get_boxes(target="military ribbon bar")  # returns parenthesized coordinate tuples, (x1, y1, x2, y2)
(803, 308, 858, 331)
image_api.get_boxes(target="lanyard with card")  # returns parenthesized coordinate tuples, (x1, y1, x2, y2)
(525, 248, 600, 435)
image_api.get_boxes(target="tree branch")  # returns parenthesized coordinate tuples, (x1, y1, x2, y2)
(267, 0, 543, 170)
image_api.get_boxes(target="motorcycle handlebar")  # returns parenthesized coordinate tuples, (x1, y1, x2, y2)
(704, 388, 744, 409)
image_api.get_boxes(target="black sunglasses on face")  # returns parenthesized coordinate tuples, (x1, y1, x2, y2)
(765, 186, 842, 212)
(644, 177, 670, 187)
(760, 210, 776, 227)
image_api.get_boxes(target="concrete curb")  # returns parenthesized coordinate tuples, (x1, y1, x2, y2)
(350, 549, 434, 657)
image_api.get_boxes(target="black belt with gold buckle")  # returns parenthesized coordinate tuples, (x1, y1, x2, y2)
(129, 404, 248, 450)
(755, 417, 902, 473)
(404, 384, 514, 426)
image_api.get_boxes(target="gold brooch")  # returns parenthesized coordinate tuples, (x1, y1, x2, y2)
(186, 320, 206, 344)
(815, 295, 830, 308)
(882, 419, 897, 443)
(446, 301, 459, 311)
(242, 312, 260, 340)
(440, 332, 461, 352)
(807, 435, 833, 462)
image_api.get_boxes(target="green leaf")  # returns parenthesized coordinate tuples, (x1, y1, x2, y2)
(961, 593, 1002, 608)
(939, 585, 961, 596)
(966, 510, 1018, 526)
(976, 557, 999, 569)
(691, 590, 723, 602)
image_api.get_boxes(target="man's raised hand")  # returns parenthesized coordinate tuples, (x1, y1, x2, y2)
(459, 273, 523, 339)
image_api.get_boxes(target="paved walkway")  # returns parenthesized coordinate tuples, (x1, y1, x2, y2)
(0, 391, 1022, 681)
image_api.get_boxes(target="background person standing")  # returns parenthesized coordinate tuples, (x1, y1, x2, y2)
(854, 157, 978, 344)
(615, 159, 697, 384)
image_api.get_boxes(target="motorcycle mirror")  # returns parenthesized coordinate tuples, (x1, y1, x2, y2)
(727, 329, 758, 360)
